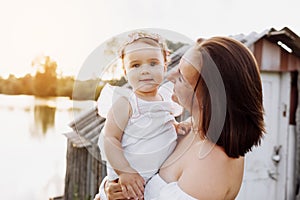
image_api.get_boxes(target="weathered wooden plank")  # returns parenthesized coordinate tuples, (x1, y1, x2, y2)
(77, 117, 104, 136)
(62, 131, 91, 148)
(68, 107, 99, 130)
(63, 139, 103, 200)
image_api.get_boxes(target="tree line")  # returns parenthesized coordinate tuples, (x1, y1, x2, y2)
(0, 73, 127, 101)
(0, 55, 126, 101)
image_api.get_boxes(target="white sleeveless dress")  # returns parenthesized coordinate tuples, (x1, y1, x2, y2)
(97, 82, 182, 182)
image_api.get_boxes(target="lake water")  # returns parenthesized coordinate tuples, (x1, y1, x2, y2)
(0, 94, 96, 200)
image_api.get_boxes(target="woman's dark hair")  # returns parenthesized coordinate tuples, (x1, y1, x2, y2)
(195, 36, 265, 158)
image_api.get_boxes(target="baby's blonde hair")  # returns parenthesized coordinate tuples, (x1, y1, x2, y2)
(118, 31, 170, 63)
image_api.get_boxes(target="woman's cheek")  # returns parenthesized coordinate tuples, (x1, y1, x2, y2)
(174, 89, 187, 107)
(176, 86, 194, 108)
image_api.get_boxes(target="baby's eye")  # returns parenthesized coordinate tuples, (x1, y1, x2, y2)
(150, 61, 158, 66)
(131, 64, 140, 68)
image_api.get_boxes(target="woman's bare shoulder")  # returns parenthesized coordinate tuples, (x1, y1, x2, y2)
(177, 143, 244, 199)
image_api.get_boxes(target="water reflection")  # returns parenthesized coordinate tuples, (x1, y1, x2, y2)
(34, 105, 56, 134)
(0, 94, 73, 200)
(0, 94, 96, 200)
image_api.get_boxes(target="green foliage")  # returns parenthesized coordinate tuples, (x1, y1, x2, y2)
(72, 78, 101, 100)
(106, 76, 127, 86)
(0, 74, 71, 97)
(73, 184, 79, 200)
(56, 76, 74, 98)
(32, 56, 57, 97)
(72, 184, 92, 200)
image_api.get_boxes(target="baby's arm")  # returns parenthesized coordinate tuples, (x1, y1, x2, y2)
(103, 97, 145, 199)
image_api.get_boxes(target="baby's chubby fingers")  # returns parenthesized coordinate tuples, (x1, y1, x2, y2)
(177, 121, 191, 135)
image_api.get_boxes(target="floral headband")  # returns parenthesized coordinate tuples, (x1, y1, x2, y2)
(118, 31, 170, 61)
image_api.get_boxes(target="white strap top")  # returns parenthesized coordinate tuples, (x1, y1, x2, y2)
(144, 173, 198, 200)
(97, 82, 182, 181)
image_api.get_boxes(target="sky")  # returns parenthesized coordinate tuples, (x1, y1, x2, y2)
(1, 0, 299, 79)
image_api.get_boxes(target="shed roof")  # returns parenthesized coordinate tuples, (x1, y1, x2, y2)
(265, 27, 300, 58)
(231, 27, 300, 58)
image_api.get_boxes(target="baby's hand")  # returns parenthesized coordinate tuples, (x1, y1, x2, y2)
(118, 171, 145, 199)
(175, 121, 191, 135)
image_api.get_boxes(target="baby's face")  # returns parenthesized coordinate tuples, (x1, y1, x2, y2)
(123, 41, 166, 94)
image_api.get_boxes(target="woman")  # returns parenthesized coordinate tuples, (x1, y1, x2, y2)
(95, 36, 265, 200)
